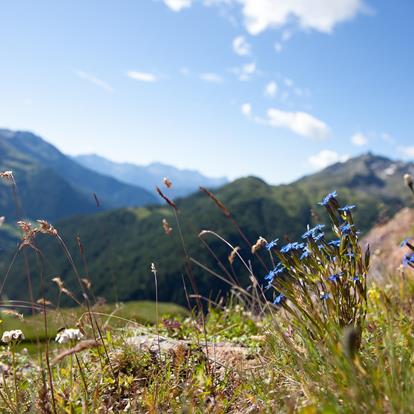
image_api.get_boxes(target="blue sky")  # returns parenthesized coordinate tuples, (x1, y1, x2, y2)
(1, 0, 413, 184)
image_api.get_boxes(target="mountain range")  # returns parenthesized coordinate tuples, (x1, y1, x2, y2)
(74, 154, 228, 198)
(0, 129, 157, 222)
(3, 148, 414, 306)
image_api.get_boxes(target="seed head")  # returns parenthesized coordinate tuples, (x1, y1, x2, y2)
(404, 174, 413, 192)
(162, 218, 173, 235)
(163, 177, 172, 188)
(251, 237, 267, 254)
(36, 220, 58, 236)
(0, 171, 14, 181)
(228, 246, 240, 264)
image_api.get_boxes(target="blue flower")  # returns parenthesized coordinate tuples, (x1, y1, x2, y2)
(266, 238, 279, 251)
(313, 232, 325, 242)
(340, 223, 354, 235)
(264, 270, 276, 282)
(328, 272, 343, 282)
(345, 252, 355, 259)
(280, 242, 305, 254)
(328, 239, 341, 248)
(338, 205, 356, 212)
(302, 224, 325, 239)
(353, 275, 360, 282)
(403, 254, 414, 267)
(319, 191, 337, 206)
(300, 248, 311, 260)
(274, 293, 285, 305)
(400, 238, 413, 248)
(320, 292, 330, 300)
(265, 263, 286, 283)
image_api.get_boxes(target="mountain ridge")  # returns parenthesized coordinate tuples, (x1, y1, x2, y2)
(74, 153, 228, 197)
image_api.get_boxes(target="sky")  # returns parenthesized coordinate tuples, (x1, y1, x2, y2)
(1, 0, 414, 184)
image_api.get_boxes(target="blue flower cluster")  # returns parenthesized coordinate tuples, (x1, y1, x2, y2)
(266, 238, 279, 251)
(318, 191, 337, 206)
(302, 224, 325, 240)
(403, 254, 414, 267)
(280, 242, 305, 254)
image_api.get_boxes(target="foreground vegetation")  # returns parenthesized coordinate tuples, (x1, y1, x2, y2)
(1, 171, 414, 412)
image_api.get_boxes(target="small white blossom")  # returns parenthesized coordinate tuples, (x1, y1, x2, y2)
(55, 328, 84, 344)
(1, 330, 25, 344)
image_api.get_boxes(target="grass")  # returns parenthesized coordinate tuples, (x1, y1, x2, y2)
(1, 170, 414, 412)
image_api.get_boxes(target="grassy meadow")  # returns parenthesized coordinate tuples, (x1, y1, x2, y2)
(0, 171, 414, 413)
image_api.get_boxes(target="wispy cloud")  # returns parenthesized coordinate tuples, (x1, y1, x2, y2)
(309, 150, 349, 169)
(164, 0, 192, 12)
(127, 71, 158, 82)
(265, 81, 278, 98)
(199, 72, 224, 83)
(351, 132, 368, 146)
(232, 36, 251, 56)
(233, 62, 256, 81)
(267, 108, 330, 139)
(74, 70, 113, 92)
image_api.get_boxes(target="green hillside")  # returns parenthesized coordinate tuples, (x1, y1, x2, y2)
(3, 153, 414, 306)
(0, 129, 158, 222)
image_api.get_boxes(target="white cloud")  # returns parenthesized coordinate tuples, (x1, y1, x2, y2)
(267, 108, 329, 139)
(162, 0, 367, 35)
(309, 150, 349, 169)
(284, 77, 294, 87)
(241, 103, 252, 117)
(164, 0, 192, 11)
(351, 132, 368, 146)
(398, 146, 414, 158)
(233, 61, 256, 81)
(240, 0, 366, 35)
(199, 72, 224, 83)
(232, 35, 251, 56)
(265, 81, 278, 97)
(74, 70, 113, 92)
(127, 71, 158, 82)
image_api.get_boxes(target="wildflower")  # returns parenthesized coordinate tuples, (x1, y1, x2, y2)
(252, 236, 267, 253)
(273, 293, 285, 305)
(328, 272, 342, 282)
(338, 205, 356, 212)
(403, 254, 414, 267)
(300, 248, 311, 260)
(265, 263, 285, 282)
(265, 238, 279, 251)
(328, 239, 341, 247)
(318, 191, 337, 206)
(302, 224, 325, 239)
(280, 242, 304, 254)
(400, 238, 414, 249)
(162, 218, 173, 236)
(320, 292, 330, 300)
(339, 223, 354, 235)
(2, 330, 25, 344)
(55, 328, 84, 344)
(163, 177, 172, 188)
(313, 232, 324, 242)
(353, 275, 361, 282)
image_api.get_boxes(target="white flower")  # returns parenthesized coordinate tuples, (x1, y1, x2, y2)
(55, 328, 84, 344)
(1, 330, 25, 344)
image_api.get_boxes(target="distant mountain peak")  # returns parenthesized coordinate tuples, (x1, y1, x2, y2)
(74, 154, 229, 198)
